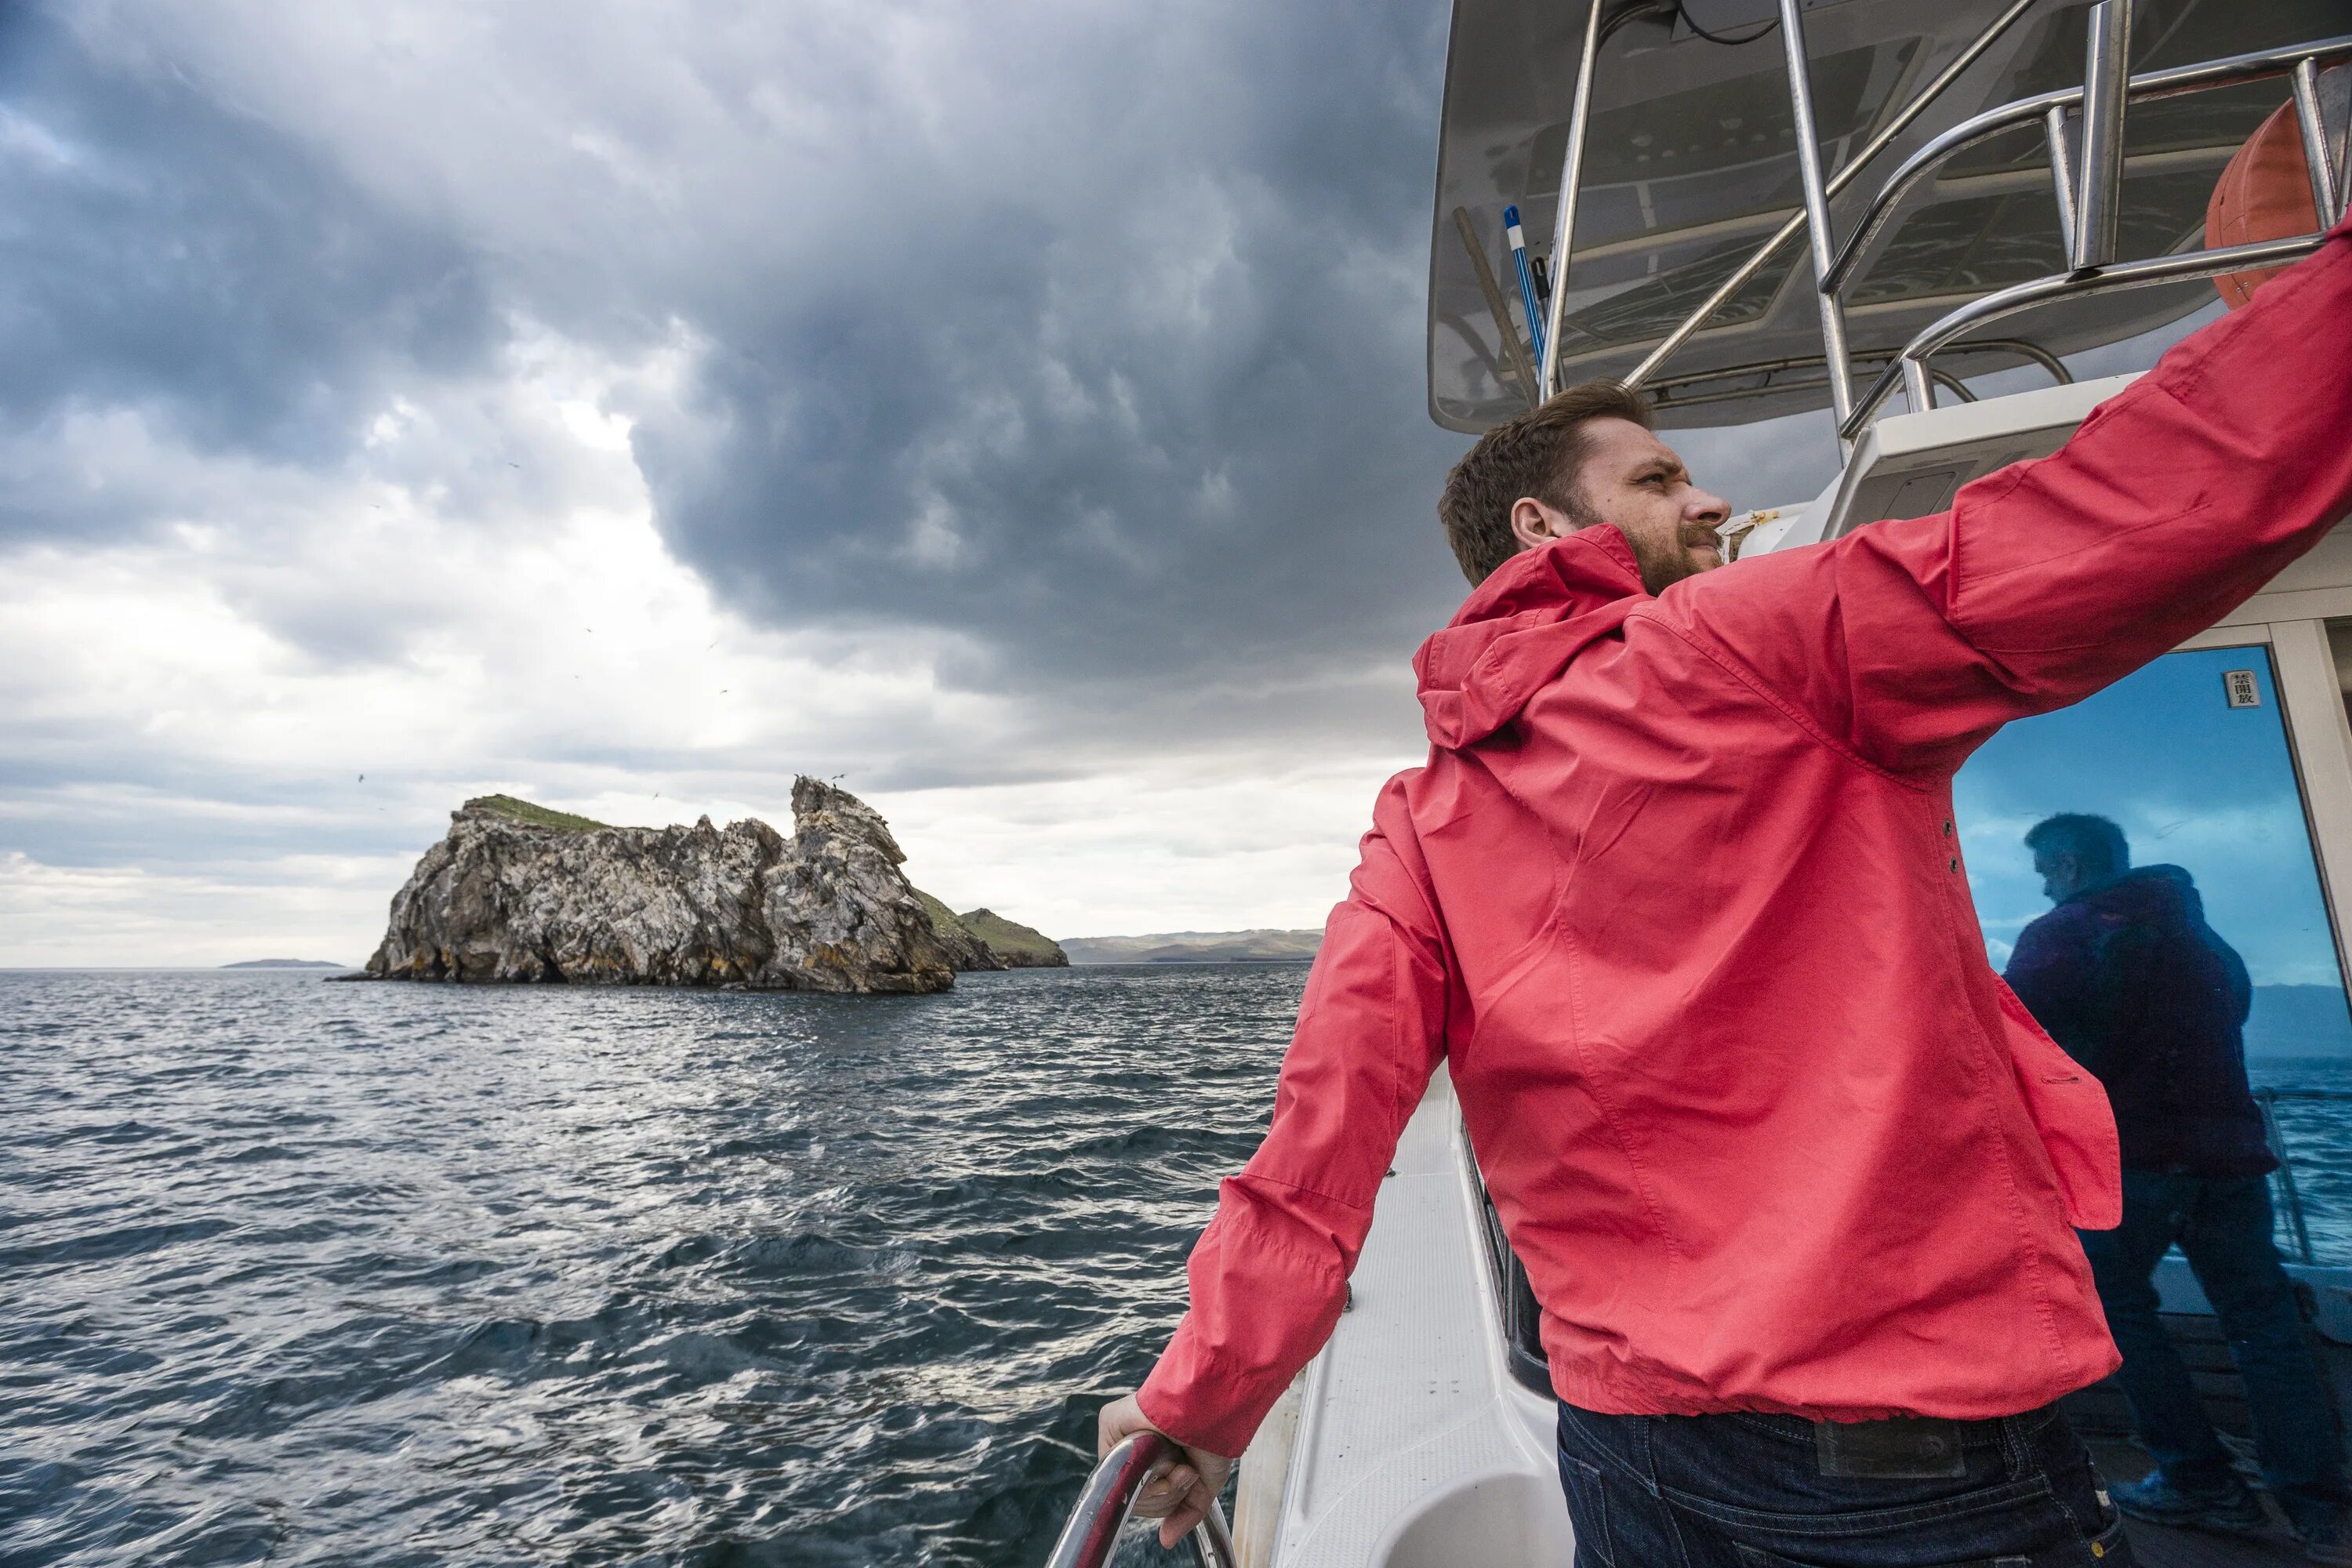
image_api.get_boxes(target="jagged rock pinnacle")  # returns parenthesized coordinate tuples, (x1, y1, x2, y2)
(361, 778, 956, 993)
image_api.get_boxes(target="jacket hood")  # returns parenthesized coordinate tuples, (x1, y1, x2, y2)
(2067, 863, 2202, 925)
(1414, 528, 1648, 748)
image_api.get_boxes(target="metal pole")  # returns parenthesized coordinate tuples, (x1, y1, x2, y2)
(2257, 1089, 2317, 1265)
(1042, 1432, 1238, 1568)
(2044, 103, 2079, 264)
(1538, 0, 1607, 400)
(2292, 58, 2344, 229)
(1929, 367, 1977, 404)
(1902, 356, 1936, 414)
(1778, 0, 1857, 443)
(2071, 0, 2133, 273)
(1622, 0, 2039, 392)
(1453, 206, 1541, 407)
(1839, 227, 2327, 437)
(1831, 31, 2352, 298)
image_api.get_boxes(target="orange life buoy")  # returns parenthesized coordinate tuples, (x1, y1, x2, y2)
(2205, 99, 2318, 309)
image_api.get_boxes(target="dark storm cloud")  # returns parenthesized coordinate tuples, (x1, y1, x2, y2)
(0, 8, 499, 541)
(0, 1, 1489, 731)
(623, 0, 1475, 699)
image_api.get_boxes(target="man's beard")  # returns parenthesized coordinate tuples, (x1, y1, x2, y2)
(1555, 488, 1721, 595)
(1623, 521, 1722, 596)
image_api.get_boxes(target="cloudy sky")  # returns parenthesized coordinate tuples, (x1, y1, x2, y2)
(0, 0, 1876, 966)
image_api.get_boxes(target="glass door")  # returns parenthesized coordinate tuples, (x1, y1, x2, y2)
(1955, 640, 2352, 1258)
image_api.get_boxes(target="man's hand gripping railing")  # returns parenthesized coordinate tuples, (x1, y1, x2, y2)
(1044, 1406, 1238, 1568)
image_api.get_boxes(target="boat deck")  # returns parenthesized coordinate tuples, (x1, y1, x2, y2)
(2084, 1436, 2313, 1567)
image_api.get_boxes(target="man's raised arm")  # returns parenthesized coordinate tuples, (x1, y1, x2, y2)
(1100, 777, 1453, 1544)
(1675, 208, 2352, 778)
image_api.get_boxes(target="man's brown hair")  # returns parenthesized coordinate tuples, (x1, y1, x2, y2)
(1438, 380, 1655, 586)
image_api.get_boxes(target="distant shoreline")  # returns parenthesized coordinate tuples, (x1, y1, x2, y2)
(1074, 955, 1314, 965)
(0, 965, 361, 974)
(1061, 929, 1322, 965)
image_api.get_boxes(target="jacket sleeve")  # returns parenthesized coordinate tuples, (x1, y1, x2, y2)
(1672, 207, 2352, 778)
(1134, 781, 1453, 1457)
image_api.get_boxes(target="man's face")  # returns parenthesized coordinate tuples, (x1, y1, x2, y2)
(2035, 850, 2087, 902)
(1510, 418, 1732, 593)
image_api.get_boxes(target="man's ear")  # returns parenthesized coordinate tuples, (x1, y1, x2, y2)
(1511, 496, 1572, 550)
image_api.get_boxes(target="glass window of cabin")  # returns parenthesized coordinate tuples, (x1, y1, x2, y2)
(1955, 643, 2352, 1258)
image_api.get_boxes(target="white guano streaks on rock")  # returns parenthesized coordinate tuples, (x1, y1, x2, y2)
(362, 777, 956, 993)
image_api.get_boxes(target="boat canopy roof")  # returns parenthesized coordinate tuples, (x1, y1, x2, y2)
(1428, 0, 2343, 433)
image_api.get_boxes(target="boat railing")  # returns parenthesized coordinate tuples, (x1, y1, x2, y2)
(1042, 1430, 1238, 1568)
(2258, 1086, 2352, 1268)
(1824, 14, 2352, 441)
(1535, 0, 2352, 456)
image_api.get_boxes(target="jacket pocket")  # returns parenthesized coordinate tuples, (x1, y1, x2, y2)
(1991, 976, 2122, 1230)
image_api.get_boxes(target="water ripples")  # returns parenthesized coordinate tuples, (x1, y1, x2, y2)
(0, 965, 1302, 1566)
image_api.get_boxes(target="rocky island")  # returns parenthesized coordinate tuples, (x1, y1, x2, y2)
(362, 778, 1064, 992)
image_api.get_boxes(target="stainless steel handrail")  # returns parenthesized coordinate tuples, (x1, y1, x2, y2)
(1840, 231, 2324, 438)
(1043, 1431, 1238, 1568)
(1611, 6, 2352, 447)
(1642, 338, 2063, 413)
(1780, 0, 1860, 445)
(2295, 57, 2344, 228)
(2256, 1086, 2352, 1269)
(2252, 1086, 2352, 1268)
(1823, 33, 2352, 299)
(2258, 1087, 2318, 1265)
(1841, 24, 2352, 436)
(1539, 0, 1610, 401)
(1619, 0, 2042, 393)
(2071, 0, 2134, 272)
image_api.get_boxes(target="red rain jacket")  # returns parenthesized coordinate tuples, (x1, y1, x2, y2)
(1137, 211, 2352, 1457)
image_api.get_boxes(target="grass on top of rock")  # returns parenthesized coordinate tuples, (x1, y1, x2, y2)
(466, 794, 612, 833)
(914, 891, 973, 941)
(958, 909, 1062, 964)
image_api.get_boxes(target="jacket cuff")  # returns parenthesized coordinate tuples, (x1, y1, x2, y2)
(1135, 1333, 1279, 1459)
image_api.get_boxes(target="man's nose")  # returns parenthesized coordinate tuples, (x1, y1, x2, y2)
(1688, 487, 1731, 526)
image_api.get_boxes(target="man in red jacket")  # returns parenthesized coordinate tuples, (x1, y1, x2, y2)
(1100, 209, 2352, 1565)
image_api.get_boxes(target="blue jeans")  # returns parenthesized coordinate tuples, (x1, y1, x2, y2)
(2078, 1169, 2348, 1531)
(1555, 1400, 2129, 1566)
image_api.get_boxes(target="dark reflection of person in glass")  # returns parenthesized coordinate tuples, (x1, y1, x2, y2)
(2006, 812, 2350, 1541)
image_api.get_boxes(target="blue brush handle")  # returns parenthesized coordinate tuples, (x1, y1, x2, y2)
(1502, 204, 1547, 372)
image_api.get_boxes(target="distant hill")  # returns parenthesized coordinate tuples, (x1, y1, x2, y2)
(958, 908, 1066, 967)
(913, 892, 1066, 969)
(223, 959, 347, 969)
(1062, 929, 1321, 964)
(2249, 984, 2352, 1057)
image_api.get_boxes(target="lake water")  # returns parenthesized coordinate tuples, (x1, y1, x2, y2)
(5, 967, 2350, 1567)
